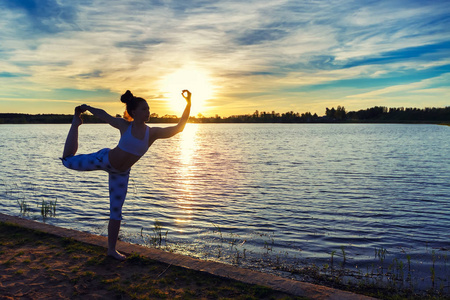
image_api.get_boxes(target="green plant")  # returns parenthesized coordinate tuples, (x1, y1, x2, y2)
(330, 250, 336, 267)
(430, 266, 435, 287)
(17, 198, 30, 216)
(397, 259, 404, 282)
(341, 246, 347, 266)
(263, 239, 274, 254)
(229, 232, 242, 252)
(375, 247, 387, 263)
(39, 199, 57, 221)
(151, 220, 167, 247)
(234, 249, 240, 264)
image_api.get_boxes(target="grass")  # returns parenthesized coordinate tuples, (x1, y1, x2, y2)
(203, 225, 449, 300)
(3, 181, 57, 222)
(39, 199, 57, 221)
(0, 221, 305, 299)
(140, 220, 168, 248)
(272, 248, 450, 300)
(17, 198, 30, 216)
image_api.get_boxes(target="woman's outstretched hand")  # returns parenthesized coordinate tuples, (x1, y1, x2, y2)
(182, 90, 191, 104)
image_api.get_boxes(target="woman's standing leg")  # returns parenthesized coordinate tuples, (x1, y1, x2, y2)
(63, 106, 83, 158)
(107, 171, 130, 260)
(107, 219, 125, 260)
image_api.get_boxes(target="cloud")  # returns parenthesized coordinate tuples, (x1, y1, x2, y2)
(342, 41, 450, 68)
(0, 0, 449, 115)
(0, 0, 79, 34)
(347, 71, 450, 99)
(234, 29, 289, 46)
(0, 71, 29, 78)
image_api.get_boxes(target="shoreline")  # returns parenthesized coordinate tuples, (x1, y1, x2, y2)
(0, 213, 373, 300)
(0, 120, 448, 125)
(1, 110, 449, 125)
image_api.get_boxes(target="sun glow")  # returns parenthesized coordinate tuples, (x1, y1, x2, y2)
(159, 66, 215, 116)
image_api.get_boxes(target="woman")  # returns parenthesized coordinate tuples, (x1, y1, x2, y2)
(61, 89, 191, 260)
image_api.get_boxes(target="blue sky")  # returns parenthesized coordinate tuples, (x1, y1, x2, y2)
(0, 0, 449, 117)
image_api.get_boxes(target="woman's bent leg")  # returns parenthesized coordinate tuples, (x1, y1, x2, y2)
(62, 106, 83, 159)
(61, 148, 110, 171)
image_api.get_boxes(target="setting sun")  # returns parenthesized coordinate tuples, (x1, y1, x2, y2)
(159, 66, 215, 116)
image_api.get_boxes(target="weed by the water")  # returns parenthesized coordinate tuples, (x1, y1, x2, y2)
(212, 223, 224, 257)
(341, 246, 347, 267)
(152, 220, 167, 247)
(39, 199, 57, 221)
(5, 181, 58, 221)
(140, 219, 168, 248)
(17, 198, 30, 216)
(330, 250, 336, 267)
(375, 247, 388, 262)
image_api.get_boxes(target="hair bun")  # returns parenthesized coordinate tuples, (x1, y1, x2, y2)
(121, 90, 134, 103)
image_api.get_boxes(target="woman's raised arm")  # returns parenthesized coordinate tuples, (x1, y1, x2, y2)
(151, 90, 192, 140)
(81, 104, 128, 130)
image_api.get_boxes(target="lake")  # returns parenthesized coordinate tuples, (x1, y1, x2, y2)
(1, 123, 449, 292)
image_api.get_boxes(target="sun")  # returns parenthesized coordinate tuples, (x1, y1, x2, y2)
(159, 66, 215, 116)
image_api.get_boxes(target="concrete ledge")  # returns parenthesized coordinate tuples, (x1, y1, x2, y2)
(0, 213, 376, 300)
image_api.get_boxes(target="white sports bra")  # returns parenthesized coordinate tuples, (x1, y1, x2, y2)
(117, 123, 150, 156)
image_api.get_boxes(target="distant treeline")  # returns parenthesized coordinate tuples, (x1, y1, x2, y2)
(1, 106, 449, 124)
(191, 106, 450, 123)
(326, 106, 450, 123)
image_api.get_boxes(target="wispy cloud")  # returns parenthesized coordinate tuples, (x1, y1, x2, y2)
(0, 0, 449, 115)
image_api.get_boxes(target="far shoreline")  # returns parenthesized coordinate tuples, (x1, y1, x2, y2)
(0, 113, 448, 125)
(1, 106, 449, 124)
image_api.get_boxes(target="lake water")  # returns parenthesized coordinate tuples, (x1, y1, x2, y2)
(1, 123, 449, 292)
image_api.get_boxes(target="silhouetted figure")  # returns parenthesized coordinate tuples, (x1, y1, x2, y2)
(61, 90, 191, 260)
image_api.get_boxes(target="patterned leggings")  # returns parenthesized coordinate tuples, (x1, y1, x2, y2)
(61, 148, 130, 220)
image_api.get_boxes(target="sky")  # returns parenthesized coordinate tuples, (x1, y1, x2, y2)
(0, 0, 449, 117)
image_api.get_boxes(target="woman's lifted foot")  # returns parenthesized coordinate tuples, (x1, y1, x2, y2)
(107, 249, 126, 261)
(73, 106, 83, 127)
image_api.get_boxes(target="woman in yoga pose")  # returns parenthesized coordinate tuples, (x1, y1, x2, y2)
(61, 90, 191, 260)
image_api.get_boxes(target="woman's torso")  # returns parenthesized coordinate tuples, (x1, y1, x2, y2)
(108, 147, 141, 172)
(109, 123, 155, 172)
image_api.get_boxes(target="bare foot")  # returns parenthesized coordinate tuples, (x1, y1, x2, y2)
(107, 249, 126, 261)
(72, 106, 83, 127)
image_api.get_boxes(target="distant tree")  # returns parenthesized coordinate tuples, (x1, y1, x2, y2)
(325, 107, 336, 119)
(335, 106, 346, 120)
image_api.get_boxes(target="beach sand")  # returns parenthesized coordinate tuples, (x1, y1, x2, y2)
(0, 213, 375, 299)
